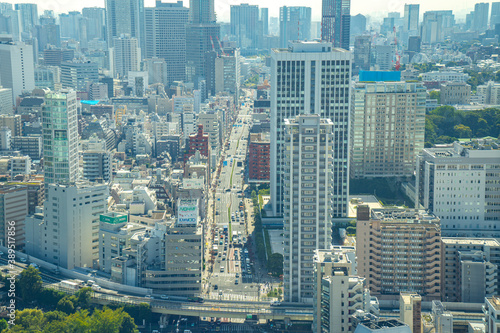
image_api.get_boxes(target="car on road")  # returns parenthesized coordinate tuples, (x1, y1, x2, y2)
(145, 295, 153, 299)
(213, 285, 218, 290)
(271, 301, 281, 307)
(20, 257, 27, 263)
(235, 279, 238, 285)
(235, 273, 239, 278)
(161, 295, 169, 300)
(91, 284, 101, 291)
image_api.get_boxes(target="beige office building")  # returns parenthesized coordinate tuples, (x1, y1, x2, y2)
(356, 205, 441, 300)
(351, 81, 426, 178)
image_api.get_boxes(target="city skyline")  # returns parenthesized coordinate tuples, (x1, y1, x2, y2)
(0, 0, 494, 23)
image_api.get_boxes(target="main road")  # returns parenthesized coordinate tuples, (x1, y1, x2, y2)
(207, 90, 267, 301)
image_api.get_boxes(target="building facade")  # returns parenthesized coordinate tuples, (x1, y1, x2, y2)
(441, 237, 500, 303)
(42, 90, 79, 186)
(0, 38, 35, 104)
(25, 183, 108, 269)
(356, 206, 442, 301)
(416, 140, 500, 237)
(270, 41, 351, 217)
(248, 132, 270, 182)
(440, 82, 471, 105)
(144, 1, 188, 86)
(351, 81, 426, 178)
(321, 0, 350, 50)
(283, 115, 334, 303)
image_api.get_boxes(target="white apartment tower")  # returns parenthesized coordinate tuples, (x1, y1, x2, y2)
(42, 90, 79, 186)
(25, 183, 109, 269)
(283, 115, 334, 303)
(416, 140, 500, 237)
(351, 81, 426, 178)
(0, 38, 35, 104)
(112, 34, 141, 78)
(271, 41, 351, 217)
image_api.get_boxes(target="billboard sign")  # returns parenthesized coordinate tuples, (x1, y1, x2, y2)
(177, 198, 199, 225)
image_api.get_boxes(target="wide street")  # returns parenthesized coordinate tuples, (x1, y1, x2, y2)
(204, 90, 273, 302)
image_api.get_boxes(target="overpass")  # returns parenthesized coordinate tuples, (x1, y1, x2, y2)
(91, 292, 313, 321)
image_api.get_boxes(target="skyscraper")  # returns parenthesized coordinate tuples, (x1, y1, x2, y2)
(321, 0, 350, 50)
(421, 10, 455, 44)
(353, 35, 371, 72)
(473, 2, 489, 32)
(260, 8, 269, 36)
(230, 4, 259, 49)
(492, 2, 500, 26)
(14, 3, 38, 35)
(279, 6, 311, 48)
(189, 0, 215, 24)
(42, 90, 79, 186)
(0, 37, 35, 104)
(404, 4, 419, 32)
(270, 41, 351, 219)
(105, 0, 145, 51)
(283, 115, 334, 303)
(82, 7, 106, 41)
(145, 1, 189, 86)
(186, 0, 220, 97)
(112, 34, 141, 78)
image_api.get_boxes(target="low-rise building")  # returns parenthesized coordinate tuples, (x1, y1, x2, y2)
(440, 82, 471, 105)
(400, 293, 422, 333)
(441, 237, 500, 303)
(484, 296, 500, 333)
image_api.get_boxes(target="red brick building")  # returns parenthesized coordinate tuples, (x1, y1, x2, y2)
(248, 133, 270, 182)
(184, 124, 209, 162)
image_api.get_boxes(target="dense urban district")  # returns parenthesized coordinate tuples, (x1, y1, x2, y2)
(0, 0, 499, 332)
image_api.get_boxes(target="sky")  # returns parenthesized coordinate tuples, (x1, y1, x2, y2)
(0, 0, 489, 23)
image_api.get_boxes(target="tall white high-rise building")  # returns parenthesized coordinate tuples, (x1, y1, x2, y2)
(105, 0, 145, 51)
(283, 114, 334, 303)
(270, 41, 351, 217)
(25, 183, 109, 269)
(42, 90, 79, 186)
(0, 38, 35, 104)
(144, 1, 188, 86)
(111, 34, 141, 78)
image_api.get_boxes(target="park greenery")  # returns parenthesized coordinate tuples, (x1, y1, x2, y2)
(251, 186, 283, 278)
(0, 267, 150, 332)
(425, 106, 500, 146)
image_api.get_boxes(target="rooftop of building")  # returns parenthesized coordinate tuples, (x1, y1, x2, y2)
(355, 319, 410, 332)
(487, 296, 500, 311)
(250, 132, 270, 143)
(423, 140, 500, 158)
(273, 41, 350, 54)
(314, 246, 356, 264)
(369, 208, 440, 224)
(348, 195, 383, 218)
(441, 237, 500, 247)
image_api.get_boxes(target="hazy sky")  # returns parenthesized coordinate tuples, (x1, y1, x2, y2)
(0, 0, 488, 23)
